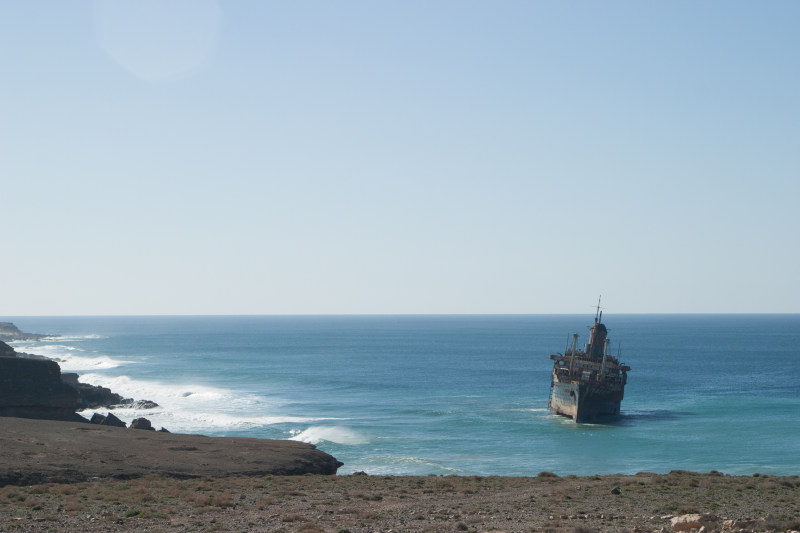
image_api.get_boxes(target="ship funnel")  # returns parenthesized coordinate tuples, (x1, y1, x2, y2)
(587, 319, 608, 358)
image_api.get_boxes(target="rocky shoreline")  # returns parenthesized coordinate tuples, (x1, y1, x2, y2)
(0, 324, 344, 481)
(0, 339, 161, 427)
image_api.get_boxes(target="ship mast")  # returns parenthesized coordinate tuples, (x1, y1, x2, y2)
(587, 295, 607, 358)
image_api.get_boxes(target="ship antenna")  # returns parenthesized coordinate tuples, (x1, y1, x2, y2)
(594, 295, 603, 322)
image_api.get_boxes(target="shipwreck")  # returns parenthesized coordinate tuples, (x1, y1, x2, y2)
(547, 299, 630, 422)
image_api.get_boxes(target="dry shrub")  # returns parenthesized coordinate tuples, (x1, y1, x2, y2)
(761, 481, 782, 491)
(55, 484, 78, 495)
(257, 496, 275, 508)
(138, 493, 157, 503)
(29, 485, 50, 495)
(194, 494, 213, 506)
(296, 524, 324, 533)
(213, 493, 235, 507)
(2, 490, 25, 502)
(434, 480, 455, 491)
(64, 498, 84, 512)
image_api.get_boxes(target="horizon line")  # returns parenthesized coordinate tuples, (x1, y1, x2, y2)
(3, 312, 799, 318)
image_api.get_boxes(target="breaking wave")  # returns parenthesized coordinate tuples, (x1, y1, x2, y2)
(289, 426, 369, 446)
(12, 344, 131, 371)
(77, 373, 338, 435)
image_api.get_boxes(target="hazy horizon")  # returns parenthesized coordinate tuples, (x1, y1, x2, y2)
(2, 2, 798, 315)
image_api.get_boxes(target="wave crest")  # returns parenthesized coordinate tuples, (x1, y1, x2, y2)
(290, 426, 369, 446)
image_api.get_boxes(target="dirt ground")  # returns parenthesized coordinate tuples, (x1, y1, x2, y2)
(1, 470, 799, 532)
(0, 416, 340, 485)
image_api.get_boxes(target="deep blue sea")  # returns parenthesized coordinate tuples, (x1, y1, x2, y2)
(5, 315, 799, 477)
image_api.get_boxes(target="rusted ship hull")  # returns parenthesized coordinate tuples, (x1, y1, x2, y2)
(549, 378, 624, 422)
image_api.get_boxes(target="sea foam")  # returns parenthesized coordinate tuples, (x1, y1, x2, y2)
(77, 372, 338, 435)
(290, 426, 369, 446)
(11, 343, 130, 371)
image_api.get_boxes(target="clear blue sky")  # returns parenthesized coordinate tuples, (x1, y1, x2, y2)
(1, 1, 798, 315)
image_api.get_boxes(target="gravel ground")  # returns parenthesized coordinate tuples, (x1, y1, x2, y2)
(1, 470, 798, 532)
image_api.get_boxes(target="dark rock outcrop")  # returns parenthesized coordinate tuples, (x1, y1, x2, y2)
(123, 399, 160, 409)
(130, 417, 155, 430)
(0, 343, 82, 421)
(0, 322, 52, 341)
(62, 373, 160, 411)
(0, 340, 15, 357)
(1, 342, 159, 427)
(61, 373, 126, 409)
(90, 412, 127, 428)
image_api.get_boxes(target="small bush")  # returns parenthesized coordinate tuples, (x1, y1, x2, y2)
(213, 493, 235, 507)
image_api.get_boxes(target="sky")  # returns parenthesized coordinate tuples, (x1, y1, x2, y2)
(1, 1, 798, 315)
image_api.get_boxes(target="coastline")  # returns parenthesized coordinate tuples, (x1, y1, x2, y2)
(2, 332, 345, 484)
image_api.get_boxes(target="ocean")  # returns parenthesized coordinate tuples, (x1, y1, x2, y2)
(5, 314, 799, 477)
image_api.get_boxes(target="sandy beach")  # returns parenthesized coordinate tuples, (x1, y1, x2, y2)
(2, 417, 798, 532)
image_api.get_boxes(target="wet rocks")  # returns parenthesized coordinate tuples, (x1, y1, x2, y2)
(115, 399, 160, 409)
(62, 374, 127, 409)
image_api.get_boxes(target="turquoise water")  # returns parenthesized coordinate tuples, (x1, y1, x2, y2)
(6, 314, 799, 476)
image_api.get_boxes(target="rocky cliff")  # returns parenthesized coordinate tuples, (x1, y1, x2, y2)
(0, 341, 82, 421)
(0, 322, 50, 341)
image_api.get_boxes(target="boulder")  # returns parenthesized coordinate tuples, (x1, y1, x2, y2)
(91, 412, 127, 428)
(114, 398, 160, 409)
(130, 417, 155, 430)
(131, 399, 159, 409)
(670, 513, 719, 532)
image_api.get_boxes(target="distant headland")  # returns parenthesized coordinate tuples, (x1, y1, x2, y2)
(0, 321, 53, 342)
